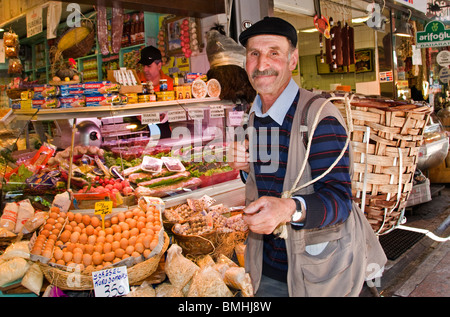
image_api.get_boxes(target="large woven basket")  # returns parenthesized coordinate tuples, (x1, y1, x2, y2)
(335, 97, 432, 235)
(38, 232, 169, 291)
(57, 20, 95, 60)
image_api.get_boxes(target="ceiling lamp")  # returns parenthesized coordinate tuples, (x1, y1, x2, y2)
(394, 9, 413, 38)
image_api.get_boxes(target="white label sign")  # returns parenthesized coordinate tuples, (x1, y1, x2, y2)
(141, 112, 160, 124)
(27, 7, 43, 38)
(439, 67, 450, 84)
(210, 105, 225, 118)
(437, 50, 450, 67)
(228, 110, 245, 126)
(0, 40, 5, 64)
(92, 266, 129, 297)
(168, 110, 187, 122)
(188, 109, 204, 120)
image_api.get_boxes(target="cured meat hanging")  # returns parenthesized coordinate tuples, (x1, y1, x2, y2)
(111, 1, 124, 54)
(96, 1, 109, 56)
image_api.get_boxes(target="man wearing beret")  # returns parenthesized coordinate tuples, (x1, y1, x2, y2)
(229, 16, 386, 297)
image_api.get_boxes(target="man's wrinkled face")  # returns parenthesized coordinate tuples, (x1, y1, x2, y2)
(245, 34, 298, 97)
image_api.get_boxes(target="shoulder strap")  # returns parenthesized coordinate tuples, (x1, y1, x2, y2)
(300, 94, 323, 148)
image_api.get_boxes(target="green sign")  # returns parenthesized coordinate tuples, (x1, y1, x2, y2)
(416, 21, 450, 48)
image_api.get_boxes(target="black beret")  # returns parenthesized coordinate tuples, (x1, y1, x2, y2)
(239, 16, 297, 47)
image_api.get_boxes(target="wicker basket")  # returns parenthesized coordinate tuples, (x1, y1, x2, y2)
(37, 232, 169, 290)
(171, 228, 217, 257)
(6, 88, 27, 100)
(335, 98, 432, 235)
(58, 21, 95, 59)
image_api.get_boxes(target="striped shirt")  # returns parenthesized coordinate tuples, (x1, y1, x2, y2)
(250, 83, 352, 282)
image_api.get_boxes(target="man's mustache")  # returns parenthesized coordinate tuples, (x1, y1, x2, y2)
(252, 69, 279, 78)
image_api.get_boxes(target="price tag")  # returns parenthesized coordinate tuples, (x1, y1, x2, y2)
(95, 201, 113, 230)
(168, 110, 187, 122)
(228, 110, 244, 126)
(92, 266, 129, 297)
(141, 112, 160, 124)
(188, 109, 204, 120)
(210, 105, 225, 118)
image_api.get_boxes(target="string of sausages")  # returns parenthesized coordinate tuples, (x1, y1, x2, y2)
(324, 19, 355, 72)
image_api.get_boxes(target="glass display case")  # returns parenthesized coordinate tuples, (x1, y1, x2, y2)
(1, 97, 247, 211)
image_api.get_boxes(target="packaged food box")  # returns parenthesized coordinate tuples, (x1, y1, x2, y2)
(32, 98, 58, 109)
(58, 94, 86, 108)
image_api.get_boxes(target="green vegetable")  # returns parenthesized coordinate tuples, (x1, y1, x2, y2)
(4, 164, 33, 191)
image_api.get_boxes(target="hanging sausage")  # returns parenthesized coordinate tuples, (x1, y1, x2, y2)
(111, 1, 124, 54)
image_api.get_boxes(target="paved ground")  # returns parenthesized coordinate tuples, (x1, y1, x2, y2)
(360, 185, 450, 297)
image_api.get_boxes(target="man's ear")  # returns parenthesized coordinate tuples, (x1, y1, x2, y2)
(289, 48, 299, 72)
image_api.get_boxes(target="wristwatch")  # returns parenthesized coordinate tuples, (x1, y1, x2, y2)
(291, 198, 305, 224)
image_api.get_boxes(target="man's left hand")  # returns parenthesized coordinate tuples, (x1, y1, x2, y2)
(243, 196, 296, 235)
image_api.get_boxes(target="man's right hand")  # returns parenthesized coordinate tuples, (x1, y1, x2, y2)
(228, 140, 250, 173)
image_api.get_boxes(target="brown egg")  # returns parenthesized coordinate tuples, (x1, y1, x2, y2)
(69, 221, 78, 228)
(104, 251, 115, 262)
(134, 242, 144, 254)
(82, 214, 91, 226)
(79, 233, 88, 244)
(82, 253, 92, 267)
(97, 235, 106, 244)
(56, 259, 65, 266)
(128, 236, 137, 246)
(111, 241, 120, 251)
(113, 232, 122, 242)
(73, 247, 83, 254)
(105, 227, 114, 235)
(143, 235, 152, 249)
(60, 230, 71, 243)
(111, 224, 121, 234)
(110, 216, 119, 224)
(49, 234, 58, 242)
(150, 240, 158, 250)
(36, 234, 47, 242)
(65, 243, 76, 253)
(85, 225, 95, 236)
(57, 217, 65, 224)
(143, 249, 151, 258)
(87, 235, 96, 245)
(73, 252, 82, 264)
(54, 222, 63, 231)
(60, 211, 67, 219)
(105, 234, 114, 243)
(70, 231, 80, 243)
(114, 248, 125, 258)
(55, 240, 63, 247)
(122, 254, 130, 260)
(63, 251, 73, 263)
(129, 228, 139, 237)
(92, 252, 103, 265)
(131, 251, 141, 258)
(74, 213, 83, 223)
(113, 258, 121, 264)
(46, 218, 56, 225)
(77, 223, 85, 230)
(31, 245, 42, 255)
(103, 242, 112, 254)
(117, 212, 126, 222)
(119, 238, 128, 250)
(132, 208, 140, 217)
(125, 211, 133, 219)
(41, 229, 50, 237)
(85, 244, 95, 255)
(94, 243, 104, 253)
(121, 230, 130, 239)
(90, 216, 100, 228)
(67, 211, 75, 221)
(51, 228, 60, 236)
(125, 245, 134, 255)
(97, 229, 106, 237)
(104, 219, 111, 228)
(49, 212, 59, 219)
(136, 221, 145, 231)
(72, 226, 82, 233)
(119, 222, 129, 232)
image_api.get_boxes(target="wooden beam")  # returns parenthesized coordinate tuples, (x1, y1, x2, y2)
(68, 0, 226, 18)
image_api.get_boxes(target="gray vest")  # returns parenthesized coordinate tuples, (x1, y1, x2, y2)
(244, 89, 387, 296)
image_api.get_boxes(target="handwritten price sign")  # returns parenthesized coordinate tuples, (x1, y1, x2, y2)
(95, 201, 113, 230)
(95, 201, 113, 215)
(92, 266, 129, 297)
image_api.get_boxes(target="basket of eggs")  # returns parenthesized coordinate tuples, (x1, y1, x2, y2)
(31, 197, 169, 290)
